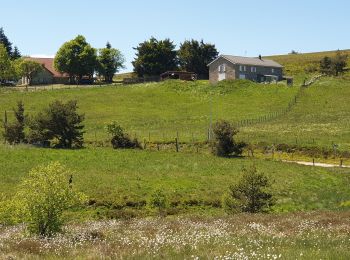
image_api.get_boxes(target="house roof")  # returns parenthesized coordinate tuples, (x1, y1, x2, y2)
(26, 57, 69, 78)
(208, 55, 283, 68)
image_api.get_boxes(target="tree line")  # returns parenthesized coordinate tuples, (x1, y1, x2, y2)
(1, 26, 218, 85)
(54, 36, 125, 84)
(55, 36, 218, 82)
(320, 51, 348, 76)
(132, 37, 218, 78)
(0, 27, 125, 85)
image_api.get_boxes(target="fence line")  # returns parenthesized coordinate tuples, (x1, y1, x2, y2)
(231, 75, 324, 128)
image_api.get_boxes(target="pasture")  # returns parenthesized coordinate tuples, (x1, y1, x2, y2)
(0, 144, 349, 218)
(1, 50, 350, 258)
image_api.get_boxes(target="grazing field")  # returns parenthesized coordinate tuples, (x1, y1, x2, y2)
(2, 75, 350, 150)
(266, 49, 350, 75)
(1, 50, 350, 258)
(0, 80, 299, 143)
(1, 211, 349, 259)
(241, 77, 350, 150)
(1, 144, 349, 218)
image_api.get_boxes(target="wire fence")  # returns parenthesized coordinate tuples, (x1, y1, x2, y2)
(231, 74, 324, 128)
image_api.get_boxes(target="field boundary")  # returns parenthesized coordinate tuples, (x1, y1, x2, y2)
(232, 75, 324, 128)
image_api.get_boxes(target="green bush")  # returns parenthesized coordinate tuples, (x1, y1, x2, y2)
(28, 100, 85, 148)
(212, 120, 245, 157)
(105, 121, 140, 149)
(224, 166, 274, 213)
(149, 188, 168, 216)
(10, 162, 86, 236)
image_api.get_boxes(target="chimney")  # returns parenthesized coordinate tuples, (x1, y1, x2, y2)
(259, 55, 262, 60)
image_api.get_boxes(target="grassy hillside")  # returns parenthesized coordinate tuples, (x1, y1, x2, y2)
(1, 53, 350, 221)
(2, 76, 350, 150)
(113, 72, 136, 81)
(0, 144, 349, 217)
(0, 80, 299, 142)
(241, 77, 350, 150)
(266, 49, 350, 75)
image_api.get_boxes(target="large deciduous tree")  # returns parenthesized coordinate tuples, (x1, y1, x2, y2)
(54, 35, 97, 84)
(178, 39, 218, 78)
(132, 37, 178, 77)
(97, 42, 125, 82)
(15, 59, 43, 85)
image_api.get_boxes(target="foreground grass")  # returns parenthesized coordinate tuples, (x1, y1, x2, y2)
(1, 211, 349, 259)
(1, 145, 349, 218)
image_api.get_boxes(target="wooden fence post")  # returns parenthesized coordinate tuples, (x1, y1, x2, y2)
(175, 137, 179, 152)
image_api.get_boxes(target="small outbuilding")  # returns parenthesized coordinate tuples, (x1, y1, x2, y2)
(160, 71, 197, 81)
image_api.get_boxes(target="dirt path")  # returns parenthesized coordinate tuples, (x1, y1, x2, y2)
(282, 160, 350, 168)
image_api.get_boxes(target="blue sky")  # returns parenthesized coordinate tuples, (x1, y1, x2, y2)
(1, 0, 349, 72)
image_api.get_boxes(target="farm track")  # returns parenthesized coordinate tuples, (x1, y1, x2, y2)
(282, 159, 350, 168)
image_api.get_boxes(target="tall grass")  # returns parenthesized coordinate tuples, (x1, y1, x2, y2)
(1, 211, 349, 259)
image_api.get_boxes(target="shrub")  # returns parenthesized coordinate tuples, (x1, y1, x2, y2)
(105, 121, 140, 149)
(224, 166, 274, 213)
(2, 101, 26, 144)
(149, 188, 168, 216)
(11, 162, 87, 236)
(212, 120, 245, 157)
(28, 100, 85, 148)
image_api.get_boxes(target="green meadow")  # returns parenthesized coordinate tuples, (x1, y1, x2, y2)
(0, 80, 300, 143)
(1, 50, 350, 258)
(0, 144, 349, 217)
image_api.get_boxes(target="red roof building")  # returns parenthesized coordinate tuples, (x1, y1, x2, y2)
(21, 57, 69, 85)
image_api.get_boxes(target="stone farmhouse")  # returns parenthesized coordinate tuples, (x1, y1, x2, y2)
(208, 55, 283, 84)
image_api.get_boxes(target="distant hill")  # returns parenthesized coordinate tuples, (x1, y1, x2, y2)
(113, 72, 137, 81)
(265, 49, 350, 76)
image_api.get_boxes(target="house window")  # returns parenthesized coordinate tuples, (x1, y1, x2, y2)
(251, 67, 257, 73)
(218, 64, 226, 73)
(239, 65, 246, 72)
(272, 68, 275, 73)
